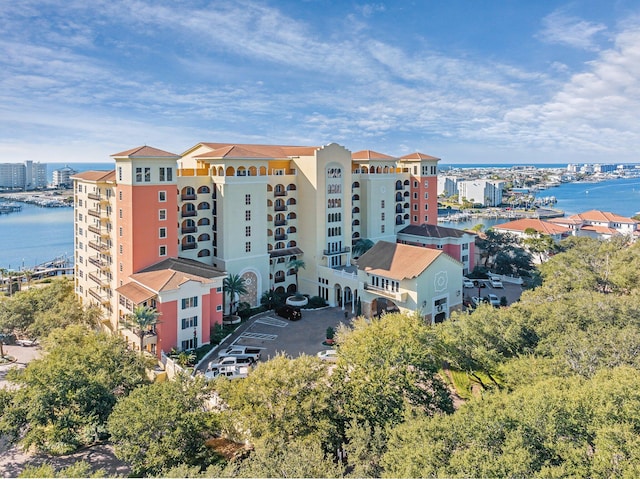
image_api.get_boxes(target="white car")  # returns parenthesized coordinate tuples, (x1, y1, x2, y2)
(222, 345, 262, 361)
(484, 294, 500, 307)
(317, 349, 338, 362)
(463, 278, 474, 288)
(489, 276, 503, 288)
(204, 365, 250, 380)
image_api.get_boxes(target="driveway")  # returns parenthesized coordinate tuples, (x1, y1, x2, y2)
(199, 306, 353, 371)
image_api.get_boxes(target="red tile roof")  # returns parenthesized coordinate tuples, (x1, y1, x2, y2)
(111, 145, 179, 158)
(352, 150, 395, 160)
(399, 152, 440, 161)
(70, 170, 115, 181)
(356, 241, 443, 281)
(493, 218, 571, 235)
(198, 143, 320, 159)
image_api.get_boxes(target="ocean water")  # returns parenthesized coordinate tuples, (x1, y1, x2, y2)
(1, 168, 639, 270)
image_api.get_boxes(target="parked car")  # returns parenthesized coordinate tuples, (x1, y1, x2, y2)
(215, 354, 257, 366)
(489, 275, 504, 288)
(473, 279, 487, 288)
(463, 277, 474, 288)
(15, 338, 37, 347)
(471, 296, 483, 307)
(276, 305, 302, 321)
(484, 294, 500, 307)
(222, 345, 262, 361)
(204, 364, 250, 380)
(208, 355, 254, 370)
(317, 349, 338, 362)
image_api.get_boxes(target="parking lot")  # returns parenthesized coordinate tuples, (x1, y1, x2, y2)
(462, 279, 524, 309)
(199, 306, 352, 371)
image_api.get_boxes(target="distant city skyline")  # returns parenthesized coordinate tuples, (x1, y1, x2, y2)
(3, 1, 640, 164)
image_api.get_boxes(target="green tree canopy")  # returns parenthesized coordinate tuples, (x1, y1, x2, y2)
(107, 375, 220, 476)
(0, 325, 148, 454)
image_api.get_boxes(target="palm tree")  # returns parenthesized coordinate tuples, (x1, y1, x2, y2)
(223, 274, 248, 316)
(120, 305, 160, 354)
(287, 258, 306, 294)
(352, 238, 374, 258)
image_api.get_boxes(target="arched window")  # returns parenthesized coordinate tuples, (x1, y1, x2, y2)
(225, 166, 235, 176)
(352, 181, 360, 188)
(181, 186, 196, 200)
(286, 198, 296, 205)
(197, 202, 210, 210)
(287, 183, 296, 191)
(197, 185, 210, 194)
(395, 180, 402, 190)
(267, 184, 273, 192)
(198, 218, 210, 226)
(287, 212, 297, 220)
(237, 167, 247, 176)
(198, 233, 210, 241)
(352, 207, 360, 214)
(287, 240, 297, 247)
(198, 249, 210, 257)
(249, 166, 257, 176)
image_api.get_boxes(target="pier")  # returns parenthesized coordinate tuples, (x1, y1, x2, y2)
(1, 256, 74, 294)
(0, 203, 22, 214)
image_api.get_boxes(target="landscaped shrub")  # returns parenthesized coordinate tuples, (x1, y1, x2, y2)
(305, 296, 327, 308)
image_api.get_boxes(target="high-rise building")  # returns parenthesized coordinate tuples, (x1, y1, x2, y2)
(0, 161, 47, 190)
(73, 142, 462, 356)
(52, 165, 78, 188)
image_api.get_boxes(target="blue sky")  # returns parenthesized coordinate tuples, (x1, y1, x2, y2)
(2, 0, 640, 164)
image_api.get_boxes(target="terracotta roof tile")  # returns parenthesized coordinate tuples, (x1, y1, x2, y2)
(352, 150, 396, 160)
(356, 241, 442, 281)
(399, 152, 440, 161)
(198, 143, 320, 159)
(129, 257, 225, 293)
(493, 218, 571, 235)
(70, 170, 116, 181)
(111, 145, 180, 158)
(115, 282, 156, 304)
(398, 223, 473, 239)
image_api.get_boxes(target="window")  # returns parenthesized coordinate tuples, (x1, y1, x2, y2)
(424, 215, 428, 222)
(119, 227, 123, 237)
(119, 191, 122, 200)
(159, 227, 166, 238)
(413, 215, 417, 222)
(381, 225, 385, 233)
(462, 243, 469, 250)
(159, 245, 166, 256)
(424, 180, 429, 188)
(413, 204, 418, 210)
(381, 213, 385, 221)
(216, 304, 222, 311)
(78, 213, 83, 221)
(424, 192, 429, 199)
(118, 167, 122, 181)
(135, 167, 142, 182)
(217, 286, 222, 293)
(159, 191, 166, 202)
(159, 167, 172, 182)
(181, 316, 198, 329)
(144, 167, 150, 182)
(245, 210, 251, 221)
(245, 242, 251, 252)
(413, 181, 418, 188)
(78, 199, 83, 207)
(159, 209, 166, 220)
(413, 192, 418, 199)
(245, 194, 251, 205)
(120, 263, 123, 272)
(436, 244, 443, 249)
(182, 297, 198, 309)
(245, 226, 251, 237)
(462, 255, 468, 262)
(119, 209, 122, 218)
(381, 200, 385, 208)
(424, 204, 429, 210)
(119, 244, 123, 254)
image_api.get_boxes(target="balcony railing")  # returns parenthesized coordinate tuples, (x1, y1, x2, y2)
(274, 220, 287, 226)
(88, 209, 102, 218)
(88, 240, 110, 253)
(181, 194, 197, 200)
(181, 226, 197, 234)
(323, 247, 351, 256)
(88, 272, 109, 288)
(181, 243, 197, 251)
(181, 210, 197, 218)
(274, 234, 287, 241)
(274, 190, 286, 197)
(89, 288, 111, 305)
(88, 225, 109, 237)
(89, 257, 110, 270)
(274, 276, 286, 283)
(274, 205, 287, 211)
(363, 283, 407, 302)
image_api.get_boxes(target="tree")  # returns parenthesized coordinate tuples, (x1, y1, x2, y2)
(108, 375, 220, 476)
(286, 258, 306, 294)
(522, 228, 557, 263)
(223, 274, 248, 316)
(475, 229, 520, 269)
(0, 325, 148, 454)
(332, 312, 453, 430)
(120, 304, 160, 353)
(352, 238, 374, 257)
(215, 354, 338, 449)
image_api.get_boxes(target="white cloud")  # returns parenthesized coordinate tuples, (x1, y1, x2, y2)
(537, 10, 607, 50)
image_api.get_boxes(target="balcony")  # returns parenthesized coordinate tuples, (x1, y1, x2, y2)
(88, 257, 110, 270)
(88, 192, 109, 203)
(88, 225, 109, 237)
(274, 220, 287, 226)
(181, 243, 197, 251)
(181, 210, 197, 218)
(274, 205, 287, 212)
(88, 209, 102, 218)
(274, 234, 287, 241)
(181, 194, 197, 200)
(323, 247, 350, 256)
(88, 272, 110, 288)
(88, 240, 110, 253)
(274, 190, 286, 197)
(89, 288, 111, 306)
(363, 283, 407, 303)
(181, 226, 197, 234)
